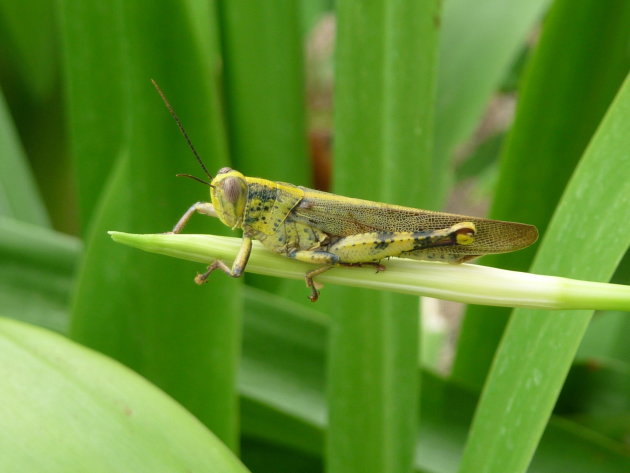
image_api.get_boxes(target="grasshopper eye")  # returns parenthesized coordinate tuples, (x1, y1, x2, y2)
(211, 170, 248, 229)
(223, 177, 244, 203)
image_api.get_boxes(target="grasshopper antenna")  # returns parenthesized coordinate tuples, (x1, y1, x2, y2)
(176, 173, 211, 187)
(151, 79, 214, 182)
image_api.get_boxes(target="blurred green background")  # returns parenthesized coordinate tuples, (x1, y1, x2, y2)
(0, 1, 629, 472)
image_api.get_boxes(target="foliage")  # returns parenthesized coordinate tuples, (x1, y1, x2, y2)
(0, 1, 628, 472)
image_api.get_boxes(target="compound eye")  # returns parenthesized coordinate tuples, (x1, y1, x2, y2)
(222, 177, 243, 203)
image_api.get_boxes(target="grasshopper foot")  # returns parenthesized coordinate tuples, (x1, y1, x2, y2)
(305, 274, 324, 302)
(366, 262, 386, 273)
(194, 272, 209, 285)
(304, 265, 333, 302)
(194, 260, 233, 285)
(308, 284, 320, 303)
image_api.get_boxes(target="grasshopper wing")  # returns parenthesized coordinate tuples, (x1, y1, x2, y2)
(291, 188, 538, 257)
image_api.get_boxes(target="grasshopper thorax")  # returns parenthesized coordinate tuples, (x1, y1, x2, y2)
(210, 168, 248, 229)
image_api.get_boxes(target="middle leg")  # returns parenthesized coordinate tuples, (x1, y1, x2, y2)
(289, 249, 340, 302)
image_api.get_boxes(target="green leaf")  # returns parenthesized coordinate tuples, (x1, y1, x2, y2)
(454, 0, 630, 389)
(219, 0, 309, 184)
(328, 1, 437, 471)
(0, 217, 78, 332)
(0, 317, 250, 473)
(556, 359, 630, 444)
(577, 310, 630, 362)
(0, 89, 50, 226)
(235, 291, 630, 472)
(240, 437, 322, 473)
(240, 287, 327, 455)
(435, 0, 551, 202)
(0, 0, 58, 100)
(59, 0, 241, 448)
(0, 1, 69, 232)
(109, 232, 630, 311)
(58, 1, 127, 230)
(458, 73, 630, 473)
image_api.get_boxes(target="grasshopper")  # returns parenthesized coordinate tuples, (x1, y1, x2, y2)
(153, 81, 538, 302)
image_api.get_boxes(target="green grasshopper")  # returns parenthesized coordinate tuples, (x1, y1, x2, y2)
(153, 81, 538, 302)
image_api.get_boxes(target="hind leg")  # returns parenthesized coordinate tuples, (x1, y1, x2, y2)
(325, 222, 477, 263)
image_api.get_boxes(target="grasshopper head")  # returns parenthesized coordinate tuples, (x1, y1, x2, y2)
(210, 167, 247, 229)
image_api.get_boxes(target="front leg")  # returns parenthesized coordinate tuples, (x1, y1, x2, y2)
(195, 236, 253, 284)
(170, 202, 217, 234)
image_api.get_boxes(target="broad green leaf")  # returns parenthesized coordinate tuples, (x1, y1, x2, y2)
(329, 2, 438, 472)
(58, 1, 127, 231)
(454, 0, 630, 389)
(0, 317, 250, 473)
(59, 0, 240, 448)
(459, 73, 630, 473)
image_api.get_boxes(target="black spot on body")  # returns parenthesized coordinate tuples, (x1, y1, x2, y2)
(374, 240, 390, 250)
(374, 232, 395, 250)
(412, 238, 426, 250)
